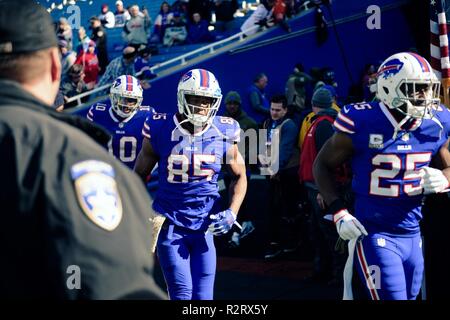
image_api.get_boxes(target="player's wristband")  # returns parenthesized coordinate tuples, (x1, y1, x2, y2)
(328, 198, 346, 216)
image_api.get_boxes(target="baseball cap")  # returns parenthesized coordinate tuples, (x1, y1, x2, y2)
(225, 91, 241, 104)
(0, 0, 57, 54)
(116, 0, 124, 6)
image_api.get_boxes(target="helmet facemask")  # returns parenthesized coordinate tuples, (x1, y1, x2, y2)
(392, 79, 441, 119)
(110, 93, 142, 118)
(178, 92, 221, 127)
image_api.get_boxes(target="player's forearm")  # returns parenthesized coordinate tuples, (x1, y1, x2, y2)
(313, 156, 340, 206)
(134, 153, 156, 183)
(228, 172, 247, 215)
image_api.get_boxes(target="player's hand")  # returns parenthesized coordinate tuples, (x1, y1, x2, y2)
(208, 209, 236, 236)
(333, 209, 368, 241)
(419, 167, 449, 194)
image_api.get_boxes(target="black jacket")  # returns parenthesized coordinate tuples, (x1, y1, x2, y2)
(0, 80, 166, 299)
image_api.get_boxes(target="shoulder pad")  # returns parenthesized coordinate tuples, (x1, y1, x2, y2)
(215, 116, 241, 142)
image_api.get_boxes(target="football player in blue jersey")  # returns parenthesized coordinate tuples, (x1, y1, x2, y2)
(134, 68, 247, 300)
(86, 75, 154, 170)
(313, 52, 450, 300)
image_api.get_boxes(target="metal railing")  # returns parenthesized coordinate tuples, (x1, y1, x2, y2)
(66, 24, 261, 107)
(65, 0, 319, 107)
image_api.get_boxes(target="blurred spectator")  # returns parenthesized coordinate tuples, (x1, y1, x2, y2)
(223, 91, 258, 248)
(58, 39, 76, 81)
(260, 95, 300, 259)
(114, 0, 131, 27)
(60, 64, 88, 108)
(246, 73, 270, 124)
(187, 12, 214, 43)
(272, 0, 291, 32)
(75, 41, 100, 90)
(171, 0, 190, 22)
(285, 62, 312, 110)
(122, 5, 151, 48)
(298, 88, 347, 286)
(89, 16, 109, 76)
(135, 46, 157, 89)
(97, 46, 138, 89)
(362, 63, 378, 101)
(240, 0, 275, 37)
(321, 67, 337, 87)
(98, 4, 115, 28)
(150, 1, 174, 43)
(76, 27, 91, 55)
(56, 17, 73, 51)
(53, 90, 66, 112)
(163, 12, 188, 47)
(224, 91, 258, 168)
(214, 0, 238, 33)
(188, 0, 213, 23)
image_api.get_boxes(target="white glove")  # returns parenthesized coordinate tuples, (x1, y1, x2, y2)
(333, 209, 368, 241)
(419, 167, 450, 194)
(208, 209, 237, 236)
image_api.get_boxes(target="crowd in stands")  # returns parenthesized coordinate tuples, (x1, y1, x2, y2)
(53, 0, 317, 104)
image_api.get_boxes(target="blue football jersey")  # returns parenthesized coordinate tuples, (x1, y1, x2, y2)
(87, 100, 154, 170)
(334, 101, 450, 236)
(142, 113, 241, 230)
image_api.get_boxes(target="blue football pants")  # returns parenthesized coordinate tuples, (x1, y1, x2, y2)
(157, 222, 216, 300)
(353, 233, 424, 300)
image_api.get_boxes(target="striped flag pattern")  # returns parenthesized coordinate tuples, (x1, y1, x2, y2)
(430, 0, 450, 79)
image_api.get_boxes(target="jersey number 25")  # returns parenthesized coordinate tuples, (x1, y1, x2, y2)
(370, 153, 431, 197)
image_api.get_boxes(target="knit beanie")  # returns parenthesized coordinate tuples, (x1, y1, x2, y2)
(312, 87, 333, 109)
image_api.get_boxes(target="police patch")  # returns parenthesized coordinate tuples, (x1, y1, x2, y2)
(71, 160, 123, 231)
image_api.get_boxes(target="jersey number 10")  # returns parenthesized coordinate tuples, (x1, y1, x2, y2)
(108, 137, 138, 163)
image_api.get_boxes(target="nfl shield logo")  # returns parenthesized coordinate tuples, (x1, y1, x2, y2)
(71, 161, 123, 231)
(377, 238, 386, 247)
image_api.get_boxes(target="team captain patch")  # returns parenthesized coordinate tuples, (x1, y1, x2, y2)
(71, 160, 123, 231)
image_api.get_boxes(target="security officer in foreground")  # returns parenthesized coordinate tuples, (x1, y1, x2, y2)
(0, 0, 166, 299)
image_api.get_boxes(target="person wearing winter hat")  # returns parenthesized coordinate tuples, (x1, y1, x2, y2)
(298, 87, 347, 286)
(298, 85, 341, 149)
(223, 91, 258, 248)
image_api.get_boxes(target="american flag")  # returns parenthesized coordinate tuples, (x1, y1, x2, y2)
(430, 0, 450, 79)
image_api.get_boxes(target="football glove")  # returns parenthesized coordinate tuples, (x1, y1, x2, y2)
(208, 209, 236, 236)
(333, 209, 368, 241)
(419, 167, 450, 194)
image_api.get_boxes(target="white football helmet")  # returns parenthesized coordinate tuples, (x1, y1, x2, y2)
(376, 52, 440, 119)
(177, 69, 222, 127)
(110, 75, 143, 118)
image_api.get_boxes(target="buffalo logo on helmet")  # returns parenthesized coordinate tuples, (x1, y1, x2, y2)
(181, 70, 193, 83)
(377, 58, 404, 79)
(113, 77, 122, 88)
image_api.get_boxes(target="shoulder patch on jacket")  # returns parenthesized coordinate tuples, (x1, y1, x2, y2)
(71, 160, 123, 231)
